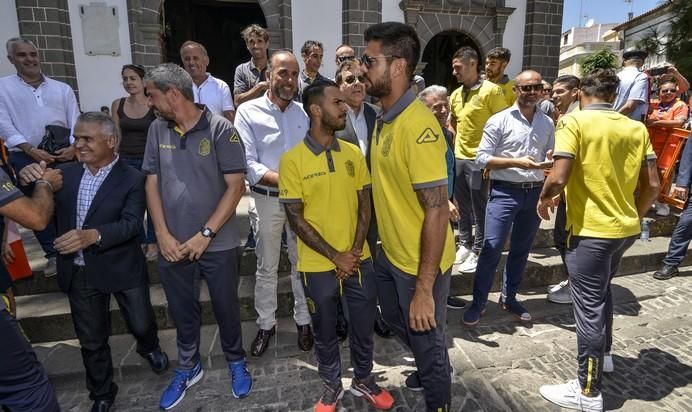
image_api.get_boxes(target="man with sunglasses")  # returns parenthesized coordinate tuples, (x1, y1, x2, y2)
(463, 71, 554, 327)
(647, 79, 689, 129)
(335, 44, 356, 66)
(361, 22, 456, 412)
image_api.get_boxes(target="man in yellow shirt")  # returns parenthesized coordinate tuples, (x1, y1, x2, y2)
(485, 47, 516, 106)
(537, 69, 660, 411)
(279, 81, 394, 412)
(450, 47, 509, 273)
(361, 22, 455, 412)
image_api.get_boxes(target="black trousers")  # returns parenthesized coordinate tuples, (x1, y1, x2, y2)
(375, 252, 451, 412)
(158, 248, 245, 369)
(301, 260, 378, 385)
(0, 308, 59, 412)
(566, 235, 635, 395)
(67, 266, 159, 401)
(454, 159, 489, 254)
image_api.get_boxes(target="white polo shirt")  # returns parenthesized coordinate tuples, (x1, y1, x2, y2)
(193, 73, 235, 116)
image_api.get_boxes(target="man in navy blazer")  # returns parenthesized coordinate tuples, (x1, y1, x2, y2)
(19, 112, 168, 412)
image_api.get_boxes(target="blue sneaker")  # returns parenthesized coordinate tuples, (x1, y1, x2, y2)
(159, 362, 204, 410)
(229, 359, 253, 398)
(462, 302, 486, 327)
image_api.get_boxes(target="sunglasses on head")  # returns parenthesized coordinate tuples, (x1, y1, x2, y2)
(516, 84, 544, 93)
(344, 74, 365, 85)
(337, 55, 356, 64)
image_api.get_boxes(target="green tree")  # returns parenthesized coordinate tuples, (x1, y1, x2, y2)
(665, 0, 692, 81)
(579, 48, 618, 76)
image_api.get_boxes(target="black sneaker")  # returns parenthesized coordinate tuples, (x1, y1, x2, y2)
(446, 296, 466, 309)
(405, 371, 423, 392)
(653, 265, 678, 280)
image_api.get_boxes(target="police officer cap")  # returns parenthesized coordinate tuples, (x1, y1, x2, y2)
(623, 50, 647, 61)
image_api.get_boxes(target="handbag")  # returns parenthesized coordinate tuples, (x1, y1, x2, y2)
(37, 125, 71, 155)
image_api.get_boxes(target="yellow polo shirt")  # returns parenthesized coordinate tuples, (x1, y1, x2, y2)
(450, 80, 509, 159)
(554, 104, 656, 238)
(370, 90, 455, 275)
(279, 136, 371, 272)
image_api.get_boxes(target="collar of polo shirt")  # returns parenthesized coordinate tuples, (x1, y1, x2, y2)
(303, 134, 341, 155)
(166, 104, 210, 135)
(381, 88, 416, 123)
(582, 103, 614, 111)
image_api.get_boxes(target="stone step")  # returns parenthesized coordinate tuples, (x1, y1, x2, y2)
(11, 213, 681, 297)
(16, 236, 689, 343)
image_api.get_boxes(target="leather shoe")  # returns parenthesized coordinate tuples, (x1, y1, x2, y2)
(653, 265, 679, 280)
(251, 326, 275, 357)
(144, 347, 169, 374)
(374, 307, 394, 338)
(91, 399, 113, 412)
(296, 323, 314, 352)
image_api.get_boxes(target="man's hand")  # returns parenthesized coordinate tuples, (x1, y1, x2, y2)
(409, 288, 436, 331)
(256, 81, 270, 93)
(158, 232, 186, 262)
(179, 232, 212, 261)
(28, 148, 55, 164)
(54, 229, 99, 254)
(537, 195, 555, 220)
(673, 185, 689, 201)
(332, 250, 361, 275)
(514, 156, 542, 170)
(448, 200, 460, 222)
(41, 168, 63, 192)
(2, 239, 14, 265)
(54, 146, 75, 162)
(18, 161, 46, 185)
(335, 268, 351, 281)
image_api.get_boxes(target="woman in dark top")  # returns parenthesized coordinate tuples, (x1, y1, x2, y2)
(111, 64, 158, 260)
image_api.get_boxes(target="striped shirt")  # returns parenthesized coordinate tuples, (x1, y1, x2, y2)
(74, 156, 118, 265)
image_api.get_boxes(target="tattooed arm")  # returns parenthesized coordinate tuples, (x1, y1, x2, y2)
(350, 188, 372, 254)
(409, 184, 450, 332)
(284, 202, 361, 274)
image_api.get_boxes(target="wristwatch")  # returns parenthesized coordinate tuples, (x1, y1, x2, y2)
(200, 227, 216, 239)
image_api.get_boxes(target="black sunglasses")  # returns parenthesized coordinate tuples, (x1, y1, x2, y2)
(360, 54, 400, 68)
(336, 55, 356, 64)
(516, 84, 544, 93)
(344, 74, 365, 85)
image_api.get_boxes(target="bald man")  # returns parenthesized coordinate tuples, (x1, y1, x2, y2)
(463, 70, 555, 327)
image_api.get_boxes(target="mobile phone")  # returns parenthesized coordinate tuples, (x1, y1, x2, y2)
(538, 160, 553, 168)
(648, 66, 668, 76)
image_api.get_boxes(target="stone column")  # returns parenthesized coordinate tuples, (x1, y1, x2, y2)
(342, 0, 382, 56)
(522, 0, 564, 82)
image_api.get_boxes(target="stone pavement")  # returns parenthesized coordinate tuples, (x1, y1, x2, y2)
(39, 268, 692, 412)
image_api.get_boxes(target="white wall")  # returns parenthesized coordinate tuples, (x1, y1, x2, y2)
(381, 0, 405, 23)
(502, 0, 526, 78)
(68, 0, 133, 112)
(291, 0, 341, 80)
(0, 1, 21, 77)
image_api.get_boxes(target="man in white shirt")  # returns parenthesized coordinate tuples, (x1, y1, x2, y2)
(613, 49, 649, 122)
(234, 50, 313, 357)
(0, 37, 80, 275)
(180, 41, 235, 123)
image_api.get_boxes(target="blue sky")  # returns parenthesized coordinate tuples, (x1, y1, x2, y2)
(562, 0, 665, 31)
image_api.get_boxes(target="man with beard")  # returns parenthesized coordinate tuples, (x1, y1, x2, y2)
(280, 80, 394, 412)
(180, 41, 234, 122)
(360, 22, 455, 411)
(234, 51, 314, 357)
(464, 70, 554, 327)
(485, 47, 516, 106)
(234, 24, 270, 107)
(142, 63, 252, 409)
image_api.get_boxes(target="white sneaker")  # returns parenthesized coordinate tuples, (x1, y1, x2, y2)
(547, 280, 572, 304)
(454, 244, 471, 264)
(539, 379, 603, 412)
(603, 353, 613, 373)
(655, 202, 670, 217)
(458, 253, 478, 274)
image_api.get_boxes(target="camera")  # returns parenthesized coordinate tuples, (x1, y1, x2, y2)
(648, 66, 669, 76)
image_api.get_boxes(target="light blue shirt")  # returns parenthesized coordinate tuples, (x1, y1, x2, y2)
(614, 66, 649, 121)
(476, 105, 554, 183)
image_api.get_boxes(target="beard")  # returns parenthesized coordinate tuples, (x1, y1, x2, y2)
(272, 84, 295, 102)
(321, 112, 346, 133)
(366, 67, 392, 98)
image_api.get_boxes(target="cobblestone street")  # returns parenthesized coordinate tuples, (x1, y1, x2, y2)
(43, 269, 692, 412)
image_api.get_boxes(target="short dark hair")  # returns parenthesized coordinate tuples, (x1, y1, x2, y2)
(580, 69, 619, 100)
(486, 47, 511, 62)
(553, 74, 580, 89)
(302, 80, 338, 119)
(364, 22, 421, 78)
(453, 46, 478, 63)
(301, 40, 323, 55)
(121, 64, 145, 79)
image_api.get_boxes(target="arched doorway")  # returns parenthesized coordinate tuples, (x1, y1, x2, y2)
(421, 30, 482, 93)
(162, 0, 267, 86)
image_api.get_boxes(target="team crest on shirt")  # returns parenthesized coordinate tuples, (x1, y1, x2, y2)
(381, 134, 393, 157)
(345, 160, 355, 177)
(199, 138, 211, 156)
(416, 127, 439, 144)
(471, 95, 481, 106)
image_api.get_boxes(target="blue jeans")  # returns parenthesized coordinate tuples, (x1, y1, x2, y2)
(8, 151, 57, 258)
(121, 157, 156, 245)
(663, 196, 692, 267)
(472, 184, 542, 306)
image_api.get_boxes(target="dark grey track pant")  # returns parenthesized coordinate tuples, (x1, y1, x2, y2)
(301, 259, 378, 385)
(566, 235, 635, 395)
